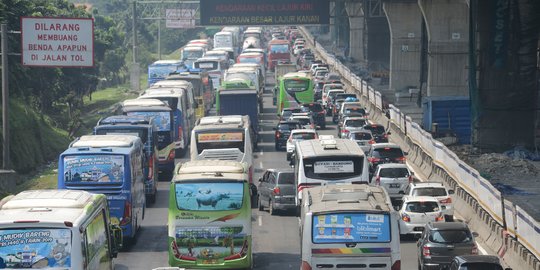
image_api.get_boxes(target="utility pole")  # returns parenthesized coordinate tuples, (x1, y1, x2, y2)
(1, 24, 10, 169)
(131, 1, 141, 91)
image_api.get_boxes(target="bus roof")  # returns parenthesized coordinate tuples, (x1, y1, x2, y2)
(98, 115, 153, 126)
(123, 98, 167, 107)
(269, 39, 290, 45)
(198, 115, 249, 126)
(195, 57, 221, 62)
(283, 72, 311, 79)
(296, 138, 365, 158)
(239, 52, 263, 57)
(305, 184, 392, 213)
(152, 80, 192, 88)
(177, 160, 247, 175)
(71, 135, 141, 148)
(150, 60, 183, 66)
(0, 190, 106, 225)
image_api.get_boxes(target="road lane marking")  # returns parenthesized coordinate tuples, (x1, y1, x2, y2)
(259, 161, 263, 168)
(258, 215, 263, 226)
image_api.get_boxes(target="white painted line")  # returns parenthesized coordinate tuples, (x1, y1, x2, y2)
(259, 150, 264, 156)
(259, 161, 263, 168)
(258, 215, 263, 227)
(477, 241, 488, 255)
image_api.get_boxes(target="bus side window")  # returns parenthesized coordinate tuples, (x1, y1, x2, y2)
(84, 210, 110, 266)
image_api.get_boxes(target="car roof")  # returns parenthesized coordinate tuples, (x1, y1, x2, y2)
(372, 143, 401, 149)
(290, 129, 317, 134)
(403, 196, 440, 203)
(377, 163, 409, 169)
(278, 120, 300, 124)
(344, 117, 367, 121)
(428, 221, 470, 230)
(410, 182, 446, 188)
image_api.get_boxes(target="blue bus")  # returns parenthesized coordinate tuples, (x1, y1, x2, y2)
(58, 135, 146, 244)
(94, 115, 159, 203)
(122, 99, 176, 178)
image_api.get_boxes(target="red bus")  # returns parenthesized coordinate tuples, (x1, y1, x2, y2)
(267, 39, 291, 71)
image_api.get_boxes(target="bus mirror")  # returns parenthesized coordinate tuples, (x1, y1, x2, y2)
(110, 224, 123, 257)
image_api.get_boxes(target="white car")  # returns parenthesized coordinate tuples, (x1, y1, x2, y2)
(398, 196, 445, 236)
(371, 163, 413, 199)
(286, 129, 317, 160)
(403, 182, 455, 221)
(347, 130, 374, 152)
(293, 44, 305, 55)
(338, 117, 368, 138)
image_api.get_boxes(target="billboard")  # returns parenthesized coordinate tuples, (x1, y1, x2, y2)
(21, 17, 94, 67)
(166, 9, 197, 28)
(200, 0, 329, 26)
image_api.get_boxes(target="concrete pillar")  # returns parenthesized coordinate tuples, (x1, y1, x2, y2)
(345, 2, 366, 64)
(418, 0, 469, 96)
(329, 1, 336, 41)
(383, 0, 422, 92)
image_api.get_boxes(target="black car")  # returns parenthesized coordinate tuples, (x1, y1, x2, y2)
(363, 123, 390, 143)
(449, 255, 511, 270)
(274, 121, 302, 150)
(257, 169, 297, 215)
(314, 81, 325, 101)
(367, 143, 406, 172)
(418, 222, 479, 270)
(301, 102, 326, 129)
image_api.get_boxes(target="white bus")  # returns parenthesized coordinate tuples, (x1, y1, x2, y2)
(291, 137, 369, 208)
(300, 183, 401, 270)
(190, 115, 255, 184)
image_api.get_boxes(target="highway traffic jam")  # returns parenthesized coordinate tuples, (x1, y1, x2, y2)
(0, 26, 509, 270)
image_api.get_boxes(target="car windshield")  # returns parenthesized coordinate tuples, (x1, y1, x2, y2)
(379, 167, 410, 178)
(412, 187, 447, 196)
(303, 103, 323, 112)
(429, 230, 473, 244)
(278, 123, 300, 130)
(292, 132, 316, 140)
(294, 118, 311, 125)
(372, 147, 404, 158)
(458, 263, 503, 270)
(345, 119, 367, 127)
(405, 201, 440, 213)
(282, 109, 302, 119)
(364, 125, 386, 135)
(350, 132, 372, 140)
(278, 172, 295, 184)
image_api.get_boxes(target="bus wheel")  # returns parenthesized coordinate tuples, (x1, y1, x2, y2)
(258, 197, 264, 211)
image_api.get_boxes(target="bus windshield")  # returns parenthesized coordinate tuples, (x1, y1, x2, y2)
(238, 57, 261, 64)
(182, 50, 204, 60)
(0, 228, 72, 268)
(127, 111, 171, 131)
(194, 61, 219, 71)
(63, 155, 125, 184)
(312, 212, 390, 243)
(175, 181, 244, 211)
(303, 156, 363, 180)
(270, 44, 289, 54)
(284, 79, 309, 92)
(195, 130, 245, 154)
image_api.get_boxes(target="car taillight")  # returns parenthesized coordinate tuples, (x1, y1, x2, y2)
(276, 132, 281, 138)
(148, 155, 154, 179)
(301, 261, 312, 270)
(472, 244, 478, 255)
(384, 134, 389, 138)
(297, 184, 312, 193)
(439, 198, 452, 204)
(368, 157, 381, 163)
(375, 176, 381, 186)
(435, 214, 444, 222)
(369, 140, 376, 144)
(391, 260, 401, 270)
(408, 175, 413, 183)
(401, 213, 411, 223)
(396, 156, 406, 162)
(178, 126, 183, 141)
(422, 246, 431, 258)
(119, 201, 132, 226)
(168, 149, 176, 160)
(273, 187, 281, 195)
(343, 129, 350, 134)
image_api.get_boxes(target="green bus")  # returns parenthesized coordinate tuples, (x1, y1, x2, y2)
(168, 160, 253, 269)
(277, 72, 314, 115)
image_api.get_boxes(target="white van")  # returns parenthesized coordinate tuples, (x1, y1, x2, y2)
(291, 137, 370, 208)
(300, 183, 401, 270)
(0, 189, 122, 269)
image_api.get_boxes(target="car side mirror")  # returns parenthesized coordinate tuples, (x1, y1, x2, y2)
(272, 127, 277, 131)
(441, 205, 447, 210)
(448, 189, 455, 195)
(404, 152, 408, 156)
(386, 132, 392, 135)
(472, 232, 479, 238)
(258, 178, 263, 182)
(504, 268, 513, 270)
(110, 224, 123, 257)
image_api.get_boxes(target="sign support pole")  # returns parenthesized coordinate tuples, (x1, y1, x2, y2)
(1, 24, 10, 169)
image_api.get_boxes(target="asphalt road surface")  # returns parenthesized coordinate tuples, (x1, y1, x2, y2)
(115, 71, 419, 269)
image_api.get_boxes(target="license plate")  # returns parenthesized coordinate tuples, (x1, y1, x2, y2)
(389, 184, 400, 188)
(202, 259, 218, 264)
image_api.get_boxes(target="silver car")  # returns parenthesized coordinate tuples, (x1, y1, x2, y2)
(338, 116, 368, 138)
(347, 130, 374, 152)
(371, 163, 413, 199)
